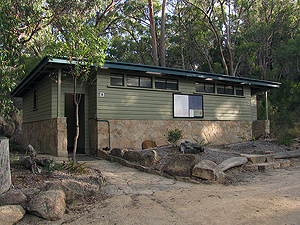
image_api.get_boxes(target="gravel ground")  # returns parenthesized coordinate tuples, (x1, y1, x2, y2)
(151, 139, 300, 166)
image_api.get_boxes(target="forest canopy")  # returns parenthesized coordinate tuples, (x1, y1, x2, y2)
(1, 0, 299, 143)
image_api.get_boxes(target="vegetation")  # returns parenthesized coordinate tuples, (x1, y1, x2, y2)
(193, 137, 211, 147)
(1, 0, 299, 144)
(166, 128, 183, 146)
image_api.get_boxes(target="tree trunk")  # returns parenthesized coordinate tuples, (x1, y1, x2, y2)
(160, 0, 167, 67)
(148, 0, 159, 66)
(72, 75, 79, 161)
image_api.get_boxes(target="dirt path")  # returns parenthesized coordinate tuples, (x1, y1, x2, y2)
(19, 158, 300, 225)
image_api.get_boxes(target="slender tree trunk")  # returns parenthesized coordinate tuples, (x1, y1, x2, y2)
(160, 0, 167, 67)
(72, 75, 79, 161)
(148, 0, 159, 66)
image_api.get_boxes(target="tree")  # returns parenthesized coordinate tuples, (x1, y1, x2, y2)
(0, 0, 59, 115)
(148, 0, 159, 66)
(47, 11, 107, 161)
(160, 0, 167, 67)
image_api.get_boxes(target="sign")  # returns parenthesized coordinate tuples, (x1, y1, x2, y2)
(173, 94, 203, 118)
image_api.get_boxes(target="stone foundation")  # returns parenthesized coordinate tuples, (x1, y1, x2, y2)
(90, 119, 253, 151)
(22, 118, 67, 157)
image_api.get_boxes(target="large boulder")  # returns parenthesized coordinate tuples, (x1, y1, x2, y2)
(142, 140, 157, 150)
(0, 115, 15, 138)
(0, 189, 27, 206)
(192, 160, 225, 181)
(140, 150, 159, 167)
(43, 179, 100, 204)
(27, 189, 66, 221)
(123, 150, 142, 162)
(164, 154, 198, 177)
(179, 140, 205, 154)
(110, 148, 127, 158)
(0, 205, 26, 225)
(218, 157, 248, 171)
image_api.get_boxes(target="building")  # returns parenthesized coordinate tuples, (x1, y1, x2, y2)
(11, 56, 280, 157)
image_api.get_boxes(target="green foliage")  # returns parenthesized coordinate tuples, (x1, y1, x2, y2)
(193, 137, 210, 147)
(60, 160, 87, 174)
(258, 80, 300, 145)
(278, 131, 294, 147)
(166, 128, 183, 146)
(43, 159, 61, 173)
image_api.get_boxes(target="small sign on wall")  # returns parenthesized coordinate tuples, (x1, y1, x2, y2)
(173, 94, 203, 118)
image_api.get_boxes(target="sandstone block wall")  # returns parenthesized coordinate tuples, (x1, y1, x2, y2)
(22, 118, 68, 157)
(90, 119, 253, 151)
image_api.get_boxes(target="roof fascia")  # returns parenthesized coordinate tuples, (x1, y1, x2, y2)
(104, 61, 281, 88)
(11, 56, 51, 97)
(11, 57, 280, 97)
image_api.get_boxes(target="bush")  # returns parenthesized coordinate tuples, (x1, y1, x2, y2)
(258, 80, 300, 144)
(166, 128, 183, 146)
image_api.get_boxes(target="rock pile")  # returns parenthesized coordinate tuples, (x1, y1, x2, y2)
(0, 157, 105, 224)
(98, 140, 294, 184)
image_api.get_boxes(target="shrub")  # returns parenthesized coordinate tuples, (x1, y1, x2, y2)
(166, 128, 183, 146)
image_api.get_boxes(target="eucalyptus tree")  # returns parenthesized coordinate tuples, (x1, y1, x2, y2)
(46, 1, 109, 160)
(182, 0, 257, 76)
(0, 0, 62, 115)
(241, 0, 300, 80)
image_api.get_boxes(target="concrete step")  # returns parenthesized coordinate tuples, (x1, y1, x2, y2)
(241, 154, 275, 164)
(245, 160, 291, 172)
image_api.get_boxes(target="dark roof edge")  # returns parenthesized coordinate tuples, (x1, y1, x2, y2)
(11, 57, 281, 97)
(11, 56, 51, 97)
(104, 61, 281, 88)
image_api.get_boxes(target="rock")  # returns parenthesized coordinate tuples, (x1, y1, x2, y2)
(140, 150, 159, 167)
(242, 154, 274, 164)
(0, 205, 26, 225)
(217, 157, 248, 171)
(27, 189, 66, 221)
(142, 140, 157, 150)
(110, 148, 127, 158)
(43, 179, 100, 204)
(123, 150, 142, 162)
(0, 136, 11, 195)
(273, 150, 300, 159)
(179, 140, 205, 154)
(0, 115, 15, 138)
(164, 154, 198, 177)
(0, 189, 27, 206)
(28, 144, 37, 157)
(192, 160, 225, 181)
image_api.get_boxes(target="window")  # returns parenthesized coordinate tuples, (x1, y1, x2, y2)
(195, 82, 215, 93)
(33, 89, 37, 110)
(127, 75, 152, 88)
(236, 86, 243, 96)
(111, 73, 124, 86)
(217, 84, 234, 95)
(155, 78, 178, 90)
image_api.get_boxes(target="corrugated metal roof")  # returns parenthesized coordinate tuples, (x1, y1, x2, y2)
(11, 56, 280, 97)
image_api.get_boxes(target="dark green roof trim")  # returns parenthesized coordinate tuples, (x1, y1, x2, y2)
(104, 61, 280, 89)
(11, 56, 280, 97)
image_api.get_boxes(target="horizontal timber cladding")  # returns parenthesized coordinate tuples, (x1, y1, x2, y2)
(96, 69, 253, 121)
(23, 76, 52, 123)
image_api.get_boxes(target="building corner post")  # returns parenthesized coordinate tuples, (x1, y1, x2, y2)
(57, 68, 62, 117)
(265, 90, 269, 121)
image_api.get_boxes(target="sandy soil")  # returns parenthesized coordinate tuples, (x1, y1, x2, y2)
(19, 159, 300, 225)
(15, 140, 300, 224)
